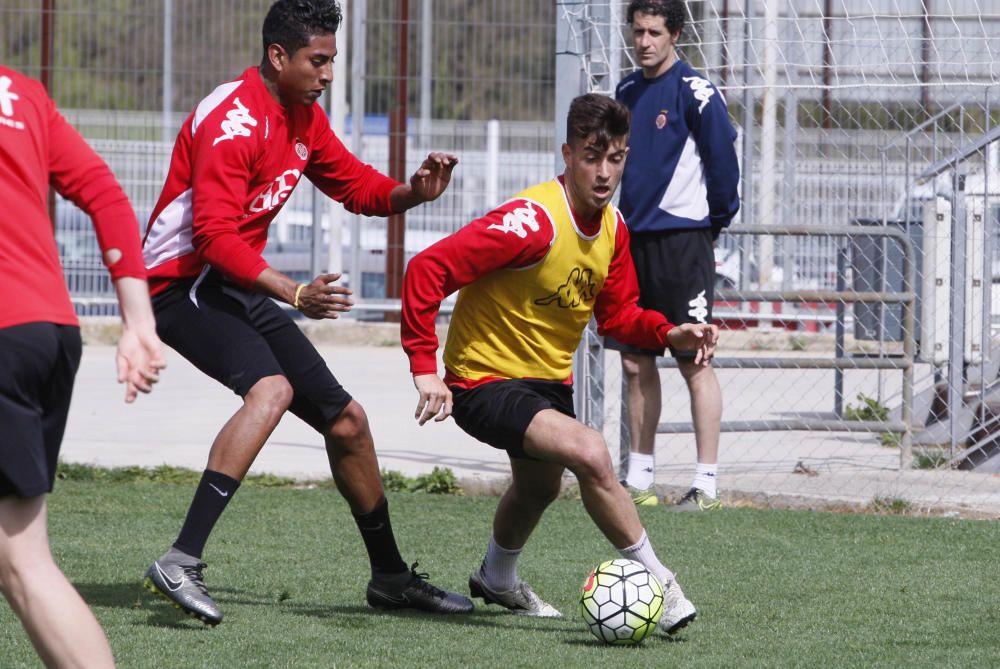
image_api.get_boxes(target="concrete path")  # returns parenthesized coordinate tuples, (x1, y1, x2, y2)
(62, 342, 1000, 517)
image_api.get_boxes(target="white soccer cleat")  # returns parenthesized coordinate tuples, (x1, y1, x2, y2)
(659, 577, 697, 634)
(469, 566, 562, 617)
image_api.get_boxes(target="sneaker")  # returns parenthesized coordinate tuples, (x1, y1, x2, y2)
(672, 487, 722, 511)
(367, 562, 473, 614)
(468, 565, 561, 617)
(143, 550, 222, 626)
(660, 577, 697, 634)
(624, 482, 659, 507)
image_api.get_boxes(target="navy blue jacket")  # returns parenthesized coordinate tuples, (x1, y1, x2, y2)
(616, 60, 740, 235)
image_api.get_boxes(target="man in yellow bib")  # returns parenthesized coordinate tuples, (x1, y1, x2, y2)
(401, 93, 717, 635)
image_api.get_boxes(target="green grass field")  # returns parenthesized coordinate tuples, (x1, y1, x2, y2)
(2, 480, 999, 668)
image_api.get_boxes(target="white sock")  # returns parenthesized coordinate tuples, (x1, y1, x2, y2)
(482, 536, 521, 591)
(625, 452, 655, 490)
(618, 530, 673, 585)
(692, 462, 718, 498)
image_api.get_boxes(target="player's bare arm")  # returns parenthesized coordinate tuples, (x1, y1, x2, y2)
(254, 267, 354, 320)
(390, 152, 459, 211)
(113, 277, 167, 403)
(666, 322, 719, 366)
(412, 373, 453, 426)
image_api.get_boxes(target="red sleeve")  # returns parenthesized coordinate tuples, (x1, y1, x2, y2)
(305, 108, 400, 216)
(189, 106, 269, 287)
(593, 214, 673, 348)
(401, 198, 554, 375)
(46, 96, 145, 281)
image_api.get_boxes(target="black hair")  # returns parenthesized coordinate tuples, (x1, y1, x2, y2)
(262, 0, 343, 55)
(566, 94, 630, 149)
(626, 0, 686, 34)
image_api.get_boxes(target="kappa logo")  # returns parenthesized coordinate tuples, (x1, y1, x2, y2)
(213, 97, 257, 145)
(0, 76, 25, 130)
(249, 169, 302, 213)
(682, 76, 716, 114)
(687, 290, 709, 323)
(535, 267, 597, 309)
(488, 202, 541, 239)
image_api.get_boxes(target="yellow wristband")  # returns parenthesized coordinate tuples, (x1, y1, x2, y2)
(293, 283, 307, 310)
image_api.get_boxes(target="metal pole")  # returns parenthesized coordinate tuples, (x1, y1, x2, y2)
(486, 119, 500, 208)
(163, 0, 173, 143)
(419, 0, 432, 149)
(42, 0, 56, 225)
(758, 0, 779, 291)
(311, 89, 328, 279)
(350, 0, 367, 294)
(386, 0, 409, 308)
(325, 2, 349, 278)
(948, 173, 967, 458)
(739, 1, 756, 290)
(834, 246, 846, 417)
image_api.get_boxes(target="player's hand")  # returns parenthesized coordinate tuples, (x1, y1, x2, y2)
(296, 272, 354, 320)
(412, 373, 452, 425)
(409, 152, 458, 203)
(666, 323, 719, 366)
(116, 324, 167, 403)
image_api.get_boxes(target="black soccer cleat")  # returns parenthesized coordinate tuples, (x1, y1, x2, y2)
(366, 562, 474, 614)
(143, 550, 223, 626)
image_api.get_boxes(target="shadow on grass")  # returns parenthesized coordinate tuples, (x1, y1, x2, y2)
(74, 580, 591, 638)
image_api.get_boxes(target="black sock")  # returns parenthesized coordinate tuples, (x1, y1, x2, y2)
(172, 469, 240, 559)
(353, 498, 408, 576)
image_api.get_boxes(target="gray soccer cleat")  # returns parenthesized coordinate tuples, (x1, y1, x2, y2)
(469, 565, 561, 617)
(367, 562, 474, 614)
(143, 549, 222, 626)
(659, 577, 697, 634)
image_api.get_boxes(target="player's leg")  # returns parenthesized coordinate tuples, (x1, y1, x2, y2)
(0, 323, 115, 665)
(468, 457, 564, 617)
(612, 230, 669, 506)
(675, 359, 722, 510)
(0, 495, 115, 669)
(143, 276, 293, 625)
(522, 409, 697, 633)
(666, 229, 723, 511)
(620, 351, 661, 504)
(523, 409, 643, 547)
(253, 302, 471, 614)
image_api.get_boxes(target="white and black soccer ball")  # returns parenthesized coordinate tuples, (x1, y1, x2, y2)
(580, 558, 663, 645)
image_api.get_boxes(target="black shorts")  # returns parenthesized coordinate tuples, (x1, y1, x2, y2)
(450, 378, 575, 459)
(153, 270, 352, 433)
(604, 227, 715, 358)
(0, 323, 82, 498)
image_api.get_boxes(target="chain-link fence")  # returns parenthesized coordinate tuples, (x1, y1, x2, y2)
(564, 0, 1000, 512)
(5, 0, 1000, 510)
(0, 0, 555, 311)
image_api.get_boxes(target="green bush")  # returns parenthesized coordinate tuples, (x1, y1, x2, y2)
(411, 467, 462, 495)
(380, 467, 462, 495)
(845, 393, 889, 422)
(380, 468, 412, 492)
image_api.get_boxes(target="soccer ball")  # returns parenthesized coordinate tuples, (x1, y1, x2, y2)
(580, 559, 663, 645)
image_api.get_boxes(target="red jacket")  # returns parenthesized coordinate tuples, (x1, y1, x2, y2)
(143, 67, 400, 294)
(0, 66, 145, 329)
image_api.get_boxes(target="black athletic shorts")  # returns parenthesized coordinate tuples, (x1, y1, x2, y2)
(0, 322, 82, 498)
(604, 227, 715, 358)
(153, 270, 352, 433)
(450, 378, 575, 459)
